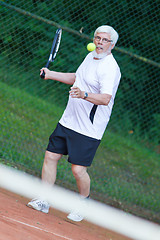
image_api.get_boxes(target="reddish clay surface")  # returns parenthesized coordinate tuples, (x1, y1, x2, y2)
(0, 188, 132, 240)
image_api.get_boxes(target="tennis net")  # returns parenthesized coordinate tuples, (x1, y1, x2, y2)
(0, 163, 160, 240)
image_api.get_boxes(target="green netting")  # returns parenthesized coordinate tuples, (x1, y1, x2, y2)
(0, 0, 159, 223)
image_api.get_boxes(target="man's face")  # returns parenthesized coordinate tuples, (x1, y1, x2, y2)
(93, 32, 114, 55)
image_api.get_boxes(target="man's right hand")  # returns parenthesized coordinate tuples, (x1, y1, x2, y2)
(40, 68, 50, 79)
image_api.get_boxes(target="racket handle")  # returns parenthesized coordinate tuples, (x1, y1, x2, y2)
(40, 70, 45, 79)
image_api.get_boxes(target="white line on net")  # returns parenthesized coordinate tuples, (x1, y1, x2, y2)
(0, 164, 160, 240)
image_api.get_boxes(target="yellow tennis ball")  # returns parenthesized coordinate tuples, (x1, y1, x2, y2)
(87, 43, 96, 51)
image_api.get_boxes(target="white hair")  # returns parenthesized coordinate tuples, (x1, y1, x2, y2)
(94, 25, 119, 47)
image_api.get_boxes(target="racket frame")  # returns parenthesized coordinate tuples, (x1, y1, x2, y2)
(41, 28, 62, 79)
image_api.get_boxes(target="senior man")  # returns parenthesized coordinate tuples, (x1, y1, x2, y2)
(27, 25, 121, 222)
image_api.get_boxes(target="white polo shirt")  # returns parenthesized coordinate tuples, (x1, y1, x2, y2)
(59, 52, 121, 140)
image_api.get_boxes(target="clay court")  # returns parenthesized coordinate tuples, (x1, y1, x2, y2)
(0, 188, 131, 240)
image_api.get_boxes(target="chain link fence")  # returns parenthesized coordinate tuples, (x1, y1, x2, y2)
(0, 0, 160, 223)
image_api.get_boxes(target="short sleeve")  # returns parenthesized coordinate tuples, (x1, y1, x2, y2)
(98, 56, 121, 95)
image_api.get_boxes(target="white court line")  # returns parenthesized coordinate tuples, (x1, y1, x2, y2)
(1, 215, 74, 240)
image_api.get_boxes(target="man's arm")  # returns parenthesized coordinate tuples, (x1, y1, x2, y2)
(82, 92, 112, 106)
(69, 86, 111, 106)
(40, 68, 76, 85)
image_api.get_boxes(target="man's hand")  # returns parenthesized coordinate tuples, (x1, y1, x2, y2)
(69, 86, 84, 98)
(40, 68, 50, 80)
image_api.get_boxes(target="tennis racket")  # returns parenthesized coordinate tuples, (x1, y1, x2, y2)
(40, 28, 62, 79)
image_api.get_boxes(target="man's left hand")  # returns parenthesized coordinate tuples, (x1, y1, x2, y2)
(69, 86, 84, 99)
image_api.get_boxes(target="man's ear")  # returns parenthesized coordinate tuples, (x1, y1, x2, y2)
(111, 44, 115, 50)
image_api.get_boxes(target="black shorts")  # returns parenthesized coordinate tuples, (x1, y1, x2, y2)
(46, 123, 101, 167)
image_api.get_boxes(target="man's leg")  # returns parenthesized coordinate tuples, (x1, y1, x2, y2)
(67, 164, 90, 221)
(71, 164, 90, 197)
(42, 150, 62, 185)
(27, 150, 62, 213)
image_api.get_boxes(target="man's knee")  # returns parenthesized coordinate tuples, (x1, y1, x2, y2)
(44, 151, 62, 163)
(71, 165, 87, 179)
